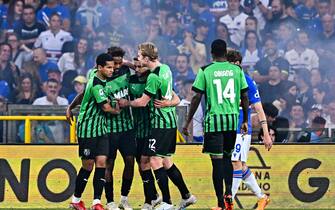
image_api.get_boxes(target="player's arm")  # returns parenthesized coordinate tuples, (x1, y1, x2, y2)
(129, 94, 151, 107)
(183, 68, 205, 135)
(66, 92, 84, 125)
(183, 91, 202, 135)
(154, 91, 180, 108)
(253, 102, 272, 150)
(101, 101, 121, 114)
(240, 88, 249, 134)
(92, 81, 120, 114)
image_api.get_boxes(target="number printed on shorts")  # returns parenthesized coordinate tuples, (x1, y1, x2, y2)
(149, 138, 156, 152)
(235, 143, 241, 153)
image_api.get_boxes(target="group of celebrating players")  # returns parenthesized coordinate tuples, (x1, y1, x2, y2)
(66, 39, 273, 210)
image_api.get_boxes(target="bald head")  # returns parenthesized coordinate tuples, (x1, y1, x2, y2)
(33, 48, 47, 64)
(322, 13, 334, 33)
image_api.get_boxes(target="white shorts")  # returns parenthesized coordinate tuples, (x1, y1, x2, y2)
(231, 134, 251, 162)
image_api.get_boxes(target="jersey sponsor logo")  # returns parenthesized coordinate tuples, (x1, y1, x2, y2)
(113, 88, 129, 99)
(83, 149, 90, 156)
(214, 70, 234, 77)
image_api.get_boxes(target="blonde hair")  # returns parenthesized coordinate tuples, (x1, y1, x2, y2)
(138, 42, 158, 61)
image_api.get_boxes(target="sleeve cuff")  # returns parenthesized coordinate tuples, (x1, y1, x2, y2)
(144, 90, 154, 98)
(97, 100, 108, 107)
(192, 86, 205, 94)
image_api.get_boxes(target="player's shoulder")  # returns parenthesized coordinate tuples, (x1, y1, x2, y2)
(92, 76, 105, 87)
(200, 62, 214, 71)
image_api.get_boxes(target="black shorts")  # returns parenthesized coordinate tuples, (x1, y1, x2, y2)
(135, 137, 149, 163)
(203, 131, 237, 156)
(78, 135, 109, 159)
(109, 129, 136, 159)
(145, 128, 176, 157)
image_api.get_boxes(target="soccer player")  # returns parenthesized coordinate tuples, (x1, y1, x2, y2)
(69, 53, 120, 210)
(67, 47, 137, 210)
(127, 58, 181, 209)
(226, 49, 272, 210)
(183, 39, 249, 210)
(127, 42, 197, 210)
(103, 47, 137, 210)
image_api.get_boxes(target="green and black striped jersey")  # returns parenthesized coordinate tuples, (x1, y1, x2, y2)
(77, 75, 108, 138)
(192, 61, 248, 133)
(129, 73, 151, 139)
(144, 64, 177, 129)
(105, 65, 134, 133)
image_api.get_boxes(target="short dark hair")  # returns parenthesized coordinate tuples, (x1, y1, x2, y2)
(50, 12, 61, 20)
(211, 39, 227, 58)
(107, 46, 125, 58)
(263, 102, 279, 118)
(96, 53, 113, 67)
(227, 49, 242, 63)
(312, 116, 326, 125)
(176, 53, 189, 62)
(23, 4, 35, 11)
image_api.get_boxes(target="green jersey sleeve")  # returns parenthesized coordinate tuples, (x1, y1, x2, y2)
(144, 73, 160, 97)
(92, 78, 108, 104)
(192, 68, 205, 93)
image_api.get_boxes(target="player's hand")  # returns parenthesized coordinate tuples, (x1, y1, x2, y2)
(66, 107, 74, 125)
(241, 122, 248, 135)
(182, 122, 190, 136)
(118, 99, 130, 108)
(154, 98, 171, 108)
(263, 133, 273, 151)
(111, 102, 121, 114)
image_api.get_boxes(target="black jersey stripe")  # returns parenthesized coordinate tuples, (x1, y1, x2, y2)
(213, 114, 218, 132)
(225, 114, 229, 131)
(220, 114, 224, 132)
(231, 114, 235, 131)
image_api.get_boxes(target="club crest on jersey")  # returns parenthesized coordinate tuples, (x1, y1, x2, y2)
(83, 149, 90, 156)
(113, 88, 128, 99)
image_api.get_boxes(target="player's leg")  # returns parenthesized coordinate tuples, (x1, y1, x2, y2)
(231, 134, 247, 199)
(136, 138, 159, 208)
(118, 129, 137, 210)
(149, 129, 172, 209)
(163, 157, 197, 210)
(70, 138, 95, 210)
(221, 131, 237, 210)
(204, 132, 225, 209)
(92, 135, 109, 210)
(105, 134, 119, 210)
(242, 163, 270, 210)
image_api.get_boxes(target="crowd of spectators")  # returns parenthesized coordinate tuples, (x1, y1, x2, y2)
(0, 0, 335, 143)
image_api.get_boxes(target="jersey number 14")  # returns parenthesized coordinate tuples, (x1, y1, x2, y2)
(213, 78, 236, 104)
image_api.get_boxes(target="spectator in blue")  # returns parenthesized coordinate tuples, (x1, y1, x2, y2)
(298, 116, 327, 143)
(75, 0, 109, 38)
(14, 5, 46, 50)
(96, 6, 132, 47)
(0, 80, 10, 101)
(33, 47, 58, 83)
(1, 0, 24, 33)
(67, 75, 86, 103)
(163, 12, 184, 47)
(0, 43, 20, 93)
(191, 0, 216, 45)
(173, 54, 195, 80)
(314, 0, 331, 30)
(37, 0, 71, 31)
(295, 0, 319, 38)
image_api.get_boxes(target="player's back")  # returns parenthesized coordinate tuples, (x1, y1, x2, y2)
(193, 61, 248, 132)
(145, 64, 177, 129)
